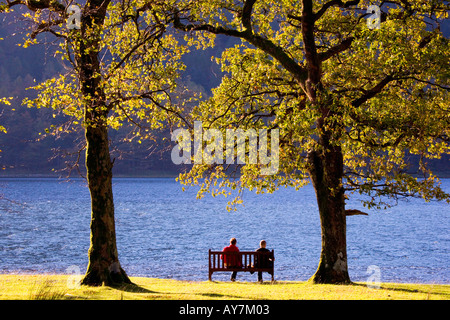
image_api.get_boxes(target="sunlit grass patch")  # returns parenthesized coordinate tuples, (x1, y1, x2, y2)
(0, 274, 448, 300)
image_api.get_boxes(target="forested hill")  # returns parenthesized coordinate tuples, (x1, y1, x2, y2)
(0, 10, 449, 177)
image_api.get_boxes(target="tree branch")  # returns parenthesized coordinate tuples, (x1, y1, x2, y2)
(318, 37, 354, 61)
(241, 0, 257, 31)
(172, 13, 245, 38)
(314, 0, 361, 22)
(301, 0, 321, 101)
(351, 75, 394, 108)
(397, 76, 450, 91)
(30, 18, 65, 39)
(345, 209, 368, 216)
(24, 0, 65, 13)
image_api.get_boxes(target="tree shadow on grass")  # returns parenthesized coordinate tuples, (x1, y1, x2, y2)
(109, 281, 245, 298)
(110, 282, 155, 294)
(195, 292, 243, 299)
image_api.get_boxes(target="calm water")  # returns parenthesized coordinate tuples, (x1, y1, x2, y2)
(0, 177, 448, 283)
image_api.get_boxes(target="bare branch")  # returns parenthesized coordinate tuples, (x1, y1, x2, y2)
(345, 209, 368, 216)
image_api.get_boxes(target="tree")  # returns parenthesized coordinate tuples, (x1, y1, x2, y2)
(172, 0, 450, 283)
(1, 0, 193, 286)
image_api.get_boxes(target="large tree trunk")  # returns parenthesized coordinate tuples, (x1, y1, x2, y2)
(80, 124, 131, 286)
(300, 0, 350, 284)
(78, 0, 130, 286)
(307, 136, 351, 284)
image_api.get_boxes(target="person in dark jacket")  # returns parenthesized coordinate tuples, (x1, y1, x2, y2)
(255, 240, 274, 282)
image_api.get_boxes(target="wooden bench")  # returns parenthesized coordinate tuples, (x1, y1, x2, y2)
(208, 249, 274, 281)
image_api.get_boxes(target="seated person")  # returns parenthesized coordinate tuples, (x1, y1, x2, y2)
(221, 237, 242, 281)
(254, 240, 274, 282)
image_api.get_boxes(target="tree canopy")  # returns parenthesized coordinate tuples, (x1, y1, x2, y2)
(0, 0, 200, 285)
(172, 0, 450, 209)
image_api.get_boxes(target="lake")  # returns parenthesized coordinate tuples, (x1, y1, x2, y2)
(0, 177, 448, 284)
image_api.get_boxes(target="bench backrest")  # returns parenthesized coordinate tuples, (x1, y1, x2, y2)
(209, 250, 274, 270)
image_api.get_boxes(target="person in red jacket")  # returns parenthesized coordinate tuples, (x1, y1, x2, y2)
(221, 237, 242, 281)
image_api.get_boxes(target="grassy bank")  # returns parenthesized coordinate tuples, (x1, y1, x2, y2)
(0, 274, 448, 300)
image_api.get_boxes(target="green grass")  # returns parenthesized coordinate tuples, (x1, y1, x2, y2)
(0, 274, 448, 300)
